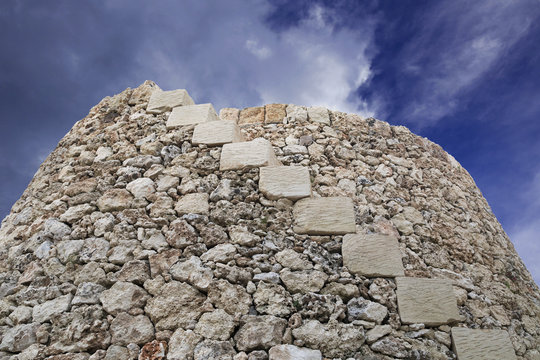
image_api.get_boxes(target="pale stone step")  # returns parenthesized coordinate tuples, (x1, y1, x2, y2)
(451, 328, 516, 360)
(307, 106, 330, 124)
(192, 120, 244, 146)
(293, 197, 356, 235)
(342, 233, 404, 277)
(146, 89, 194, 114)
(219, 138, 281, 171)
(259, 166, 311, 200)
(396, 277, 460, 326)
(166, 103, 219, 129)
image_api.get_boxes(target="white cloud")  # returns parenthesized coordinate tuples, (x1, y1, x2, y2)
(134, 0, 376, 115)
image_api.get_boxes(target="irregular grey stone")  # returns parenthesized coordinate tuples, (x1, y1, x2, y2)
(192, 120, 244, 146)
(194, 339, 236, 360)
(97, 189, 133, 212)
(72, 282, 105, 305)
(126, 177, 155, 199)
(253, 272, 281, 284)
(80, 237, 110, 263)
(146, 88, 194, 114)
(253, 282, 294, 317)
(104, 345, 130, 360)
(366, 325, 393, 344)
(269, 344, 322, 360)
(293, 197, 356, 235)
(451, 327, 517, 360)
(342, 233, 404, 277)
(33, 294, 72, 323)
(167, 103, 218, 128)
(396, 277, 460, 326)
(59, 204, 95, 223)
(110, 312, 154, 346)
(145, 281, 206, 330)
(370, 336, 411, 358)
(208, 279, 252, 316)
(292, 319, 364, 358)
(117, 260, 150, 285)
(200, 243, 236, 263)
(235, 315, 287, 351)
(57, 239, 84, 263)
(259, 166, 311, 200)
(170, 256, 214, 291)
(168, 328, 203, 360)
(194, 309, 235, 341)
(347, 298, 388, 323)
(0, 323, 39, 352)
(43, 219, 71, 240)
(280, 269, 328, 294)
(275, 249, 312, 271)
(99, 281, 149, 315)
(220, 138, 281, 171)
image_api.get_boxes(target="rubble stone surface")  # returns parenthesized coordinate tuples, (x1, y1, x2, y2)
(0, 82, 537, 360)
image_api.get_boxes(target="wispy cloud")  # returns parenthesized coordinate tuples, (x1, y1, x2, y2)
(380, 0, 538, 127)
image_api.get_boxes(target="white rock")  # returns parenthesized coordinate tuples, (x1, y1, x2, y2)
(168, 329, 203, 360)
(194, 309, 235, 341)
(286, 104, 308, 122)
(347, 297, 388, 324)
(275, 249, 313, 270)
(147, 89, 194, 114)
(201, 243, 237, 263)
(95, 146, 113, 162)
(110, 313, 155, 346)
(170, 256, 214, 291)
(166, 103, 218, 128)
(269, 344, 322, 360)
(366, 325, 393, 343)
(126, 177, 155, 199)
(175, 193, 209, 215)
(280, 269, 328, 294)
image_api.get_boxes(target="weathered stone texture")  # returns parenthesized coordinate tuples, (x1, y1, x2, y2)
(451, 328, 517, 360)
(239, 106, 264, 124)
(396, 277, 461, 326)
(293, 197, 356, 235)
(166, 103, 219, 129)
(342, 233, 404, 277)
(259, 166, 311, 200)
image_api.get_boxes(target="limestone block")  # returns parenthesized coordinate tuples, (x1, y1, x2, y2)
(192, 120, 244, 146)
(293, 197, 356, 235)
(342, 233, 404, 277)
(265, 103, 286, 124)
(166, 103, 219, 129)
(239, 106, 264, 125)
(307, 106, 330, 124)
(219, 138, 281, 171)
(396, 277, 460, 326)
(451, 328, 517, 360)
(146, 89, 194, 114)
(259, 166, 311, 200)
(219, 107, 239, 123)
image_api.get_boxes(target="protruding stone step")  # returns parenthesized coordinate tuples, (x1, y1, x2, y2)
(146, 89, 194, 114)
(451, 328, 517, 360)
(259, 166, 311, 200)
(293, 197, 356, 235)
(219, 138, 281, 171)
(396, 277, 460, 326)
(192, 120, 244, 146)
(166, 103, 219, 129)
(342, 233, 404, 277)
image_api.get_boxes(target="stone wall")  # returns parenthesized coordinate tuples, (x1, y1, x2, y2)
(0, 81, 538, 359)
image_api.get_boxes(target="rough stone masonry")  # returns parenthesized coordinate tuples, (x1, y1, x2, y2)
(0, 81, 539, 360)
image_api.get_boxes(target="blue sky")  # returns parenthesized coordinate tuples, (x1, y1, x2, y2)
(1, 0, 539, 284)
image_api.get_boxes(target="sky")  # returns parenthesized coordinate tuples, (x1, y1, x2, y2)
(0, 0, 539, 284)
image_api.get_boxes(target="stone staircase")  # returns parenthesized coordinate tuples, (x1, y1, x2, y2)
(148, 88, 518, 360)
